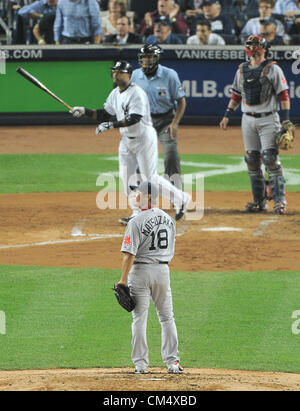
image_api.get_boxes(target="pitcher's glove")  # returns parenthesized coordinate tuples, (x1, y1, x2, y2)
(113, 283, 136, 312)
(96, 122, 114, 135)
(276, 120, 295, 150)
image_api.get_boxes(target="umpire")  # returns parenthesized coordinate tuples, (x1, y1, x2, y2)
(131, 44, 186, 191)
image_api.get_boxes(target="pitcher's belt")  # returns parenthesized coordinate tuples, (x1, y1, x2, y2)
(134, 261, 169, 265)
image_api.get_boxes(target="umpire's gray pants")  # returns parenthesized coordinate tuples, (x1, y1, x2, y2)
(128, 264, 180, 369)
(152, 114, 182, 190)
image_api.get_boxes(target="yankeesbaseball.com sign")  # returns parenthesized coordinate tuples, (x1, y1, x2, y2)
(1, 45, 300, 122)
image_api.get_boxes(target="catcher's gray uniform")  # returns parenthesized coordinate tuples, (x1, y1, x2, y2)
(231, 60, 289, 212)
(121, 207, 180, 371)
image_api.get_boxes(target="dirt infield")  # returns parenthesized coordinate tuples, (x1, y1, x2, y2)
(0, 125, 299, 391)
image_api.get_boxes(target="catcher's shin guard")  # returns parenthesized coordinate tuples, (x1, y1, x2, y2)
(248, 172, 266, 204)
(245, 151, 266, 206)
(268, 173, 286, 205)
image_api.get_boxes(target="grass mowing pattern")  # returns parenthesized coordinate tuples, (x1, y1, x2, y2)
(0, 265, 300, 373)
(0, 154, 299, 193)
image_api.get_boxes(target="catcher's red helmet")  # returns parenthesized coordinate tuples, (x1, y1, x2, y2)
(245, 35, 269, 57)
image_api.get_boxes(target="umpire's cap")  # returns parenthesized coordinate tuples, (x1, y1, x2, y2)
(130, 181, 159, 200)
(111, 60, 133, 74)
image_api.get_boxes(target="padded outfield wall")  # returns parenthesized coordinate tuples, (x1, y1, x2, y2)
(0, 44, 300, 125)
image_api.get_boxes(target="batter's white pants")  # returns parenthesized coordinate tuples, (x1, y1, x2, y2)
(128, 264, 180, 369)
(119, 127, 188, 211)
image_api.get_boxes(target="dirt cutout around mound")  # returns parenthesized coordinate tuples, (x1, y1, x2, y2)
(1, 367, 300, 391)
(0, 125, 299, 391)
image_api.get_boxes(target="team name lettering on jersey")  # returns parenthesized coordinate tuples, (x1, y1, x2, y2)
(142, 215, 174, 236)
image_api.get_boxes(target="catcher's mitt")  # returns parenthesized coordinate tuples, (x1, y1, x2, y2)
(113, 283, 136, 312)
(276, 120, 295, 150)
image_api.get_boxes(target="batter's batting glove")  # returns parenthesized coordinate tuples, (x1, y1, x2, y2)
(95, 121, 114, 135)
(70, 106, 85, 118)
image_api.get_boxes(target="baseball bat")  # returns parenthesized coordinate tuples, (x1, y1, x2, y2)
(16, 67, 73, 111)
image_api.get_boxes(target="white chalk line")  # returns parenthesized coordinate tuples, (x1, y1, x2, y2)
(1, 212, 278, 251)
(0, 234, 124, 250)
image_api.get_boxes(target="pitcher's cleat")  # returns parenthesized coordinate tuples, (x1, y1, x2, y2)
(168, 361, 184, 374)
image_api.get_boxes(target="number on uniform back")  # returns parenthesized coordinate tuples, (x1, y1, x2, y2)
(149, 229, 168, 250)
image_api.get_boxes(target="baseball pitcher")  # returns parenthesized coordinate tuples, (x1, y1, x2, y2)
(118, 181, 183, 374)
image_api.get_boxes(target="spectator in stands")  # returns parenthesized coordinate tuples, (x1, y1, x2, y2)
(128, 0, 157, 27)
(186, 19, 225, 43)
(139, 0, 189, 38)
(17, 0, 57, 44)
(274, 0, 300, 18)
(179, 0, 204, 17)
(240, 0, 289, 43)
(287, 12, 300, 44)
(146, 20, 184, 44)
(18, 0, 57, 20)
(190, 0, 236, 37)
(33, 13, 56, 44)
(100, 0, 127, 11)
(54, 0, 102, 44)
(226, 0, 260, 36)
(103, 15, 143, 44)
(101, 0, 130, 35)
(259, 19, 285, 45)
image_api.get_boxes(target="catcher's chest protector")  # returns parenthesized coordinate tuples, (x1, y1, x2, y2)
(240, 61, 274, 106)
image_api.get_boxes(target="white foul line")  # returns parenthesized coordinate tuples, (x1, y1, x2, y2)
(0, 234, 124, 250)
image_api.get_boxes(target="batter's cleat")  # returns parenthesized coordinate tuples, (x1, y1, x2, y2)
(119, 217, 132, 226)
(273, 202, 287, 215)
(245, 200, 268, 212)
(175, 194, 191, 221)
(168, 361, 184, 374)
(134, 367, 148, 374)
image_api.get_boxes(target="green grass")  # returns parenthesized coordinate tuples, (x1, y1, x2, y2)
(0, 265, 300, 373)
(0, 154, 299, 194)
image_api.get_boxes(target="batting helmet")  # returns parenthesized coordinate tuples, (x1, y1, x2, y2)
(245, 35, 270, 57)
(111, 60, 133, 75)
(138, 44, 163, 75)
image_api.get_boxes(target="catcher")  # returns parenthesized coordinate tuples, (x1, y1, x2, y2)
(220, 35, 295, 215)
(115, 181, 183, 375)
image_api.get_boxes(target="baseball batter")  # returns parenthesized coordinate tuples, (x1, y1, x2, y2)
(220, 35, 290, 215)
(118, 181, 183, 374)
(71, 60, 190, 223)
(130, 44, 186, 192)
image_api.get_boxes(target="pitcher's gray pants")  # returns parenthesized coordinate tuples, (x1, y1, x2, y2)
(128, 264, 180, 369)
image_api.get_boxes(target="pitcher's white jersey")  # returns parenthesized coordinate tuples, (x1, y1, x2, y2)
(121, 208, 176, 264)
(104, 83, 153, 138)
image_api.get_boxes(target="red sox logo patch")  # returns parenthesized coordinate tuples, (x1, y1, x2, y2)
(124, 236, 132, 245)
